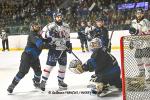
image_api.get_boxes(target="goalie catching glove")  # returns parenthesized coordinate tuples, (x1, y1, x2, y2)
(69, 58, 96, 74)
(69, 59, 84, 74)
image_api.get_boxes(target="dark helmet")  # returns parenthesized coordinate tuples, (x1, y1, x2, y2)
(53, 12, 63, 21)
(136, 8, 144, 14)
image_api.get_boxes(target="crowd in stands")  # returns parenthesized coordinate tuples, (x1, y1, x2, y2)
(0, 0, 150, 34)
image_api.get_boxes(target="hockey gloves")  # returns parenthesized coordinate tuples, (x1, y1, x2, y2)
(129, 27, 139, 35)
(66, 41, 72, 53)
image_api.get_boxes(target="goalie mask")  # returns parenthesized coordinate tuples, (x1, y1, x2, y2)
(89, 38, 102, 51)
(69, 59, 84, 74)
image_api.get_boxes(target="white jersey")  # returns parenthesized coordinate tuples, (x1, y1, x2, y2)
(131, 18, 150, 48)
(131, 18, 150, 35)
(85, 26, 95, 39)
(0, 31, 8, 40)
(41, 22, 70, 50)
(85, 26, 95, 35)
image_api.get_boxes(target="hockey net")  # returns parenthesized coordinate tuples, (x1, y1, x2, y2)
(120, 35, 150, 100)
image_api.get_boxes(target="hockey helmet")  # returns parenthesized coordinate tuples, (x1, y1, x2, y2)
(53, 12, 63, 21)
(30, 21, 41, 32)
(136, 8, 144, 14)
(89, 38, 102, 50)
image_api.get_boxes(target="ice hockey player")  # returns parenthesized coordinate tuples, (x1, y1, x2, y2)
(85, 21, 95, 41)
(69, 38, 122, 97)
(40, 12, 72, 91)
(7, 22, 54, 93)
(92, 17, 111, 52)
(78, 20, 89, 52)
(129, 8, 150, 83)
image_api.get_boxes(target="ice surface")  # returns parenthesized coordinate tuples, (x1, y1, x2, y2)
(0, 50, 122, 100)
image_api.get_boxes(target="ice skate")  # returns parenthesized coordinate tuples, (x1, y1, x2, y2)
(7, 84, 15, 94)
(40, 80, 46, 91)
(58, 81, 68, 90)
(33, 79, 40, 88)
(97, 85, 118, 97)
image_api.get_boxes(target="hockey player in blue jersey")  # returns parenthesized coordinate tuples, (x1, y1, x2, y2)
(7, 22, 54, 93)
(69, 38, 122, 97)
(40, 12, 72, 91)
(92, 17, 110, 52)
(78, 20, 89, 52)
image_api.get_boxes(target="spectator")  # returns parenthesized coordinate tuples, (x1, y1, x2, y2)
(0, 28, 9, 51)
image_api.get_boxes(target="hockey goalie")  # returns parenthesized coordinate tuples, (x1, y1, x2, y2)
(69, 38, 122, 97)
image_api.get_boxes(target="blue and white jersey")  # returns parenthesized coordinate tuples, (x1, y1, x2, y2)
(41, 22, 70, 50)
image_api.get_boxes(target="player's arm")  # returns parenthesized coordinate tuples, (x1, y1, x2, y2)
(29, 34, 45, 50)
(40, 23, 55, 39)
(129, 21, 139, 35)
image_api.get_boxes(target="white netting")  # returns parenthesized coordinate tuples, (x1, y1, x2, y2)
(121, 35, 150, 100)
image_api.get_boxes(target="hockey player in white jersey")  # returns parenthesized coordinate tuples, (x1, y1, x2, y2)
(85, 21, 95, 41)
(129, 8, 150, 83)
(40, 12, 72, 91)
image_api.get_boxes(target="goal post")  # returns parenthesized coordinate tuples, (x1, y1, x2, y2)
(120, 35, 150, 100)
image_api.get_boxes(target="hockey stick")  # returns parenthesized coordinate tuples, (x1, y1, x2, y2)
(107, 30, 114, 51)
(70, 51, 82, 63)
(58, 50, 64, 59)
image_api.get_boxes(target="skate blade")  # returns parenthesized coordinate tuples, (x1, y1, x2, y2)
(8, 92, 13, 95)
(58, 86, 67, 91)
(87, 84, 95, 88)
(98, 90, 114, 97)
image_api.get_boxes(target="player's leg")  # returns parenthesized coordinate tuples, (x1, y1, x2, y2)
(135, 49, 145, 77)
(142, 47, 150, 83)
(85, 39, 89, 51)
(31, 58, 42, 88)
(80, 39, 85, 52)
(58, 51, 68, 90)
(93, 66, 121, 96)
(7, 52, 31, 93)
(40, 50, 57, 91)
(6, 39, 9, 50)
(2, 40, 5, 51)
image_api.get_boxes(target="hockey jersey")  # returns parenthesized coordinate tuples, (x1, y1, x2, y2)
(131, 18, 150, 35)
(131, 18, 150, 48)
(41, 22, 70, 50)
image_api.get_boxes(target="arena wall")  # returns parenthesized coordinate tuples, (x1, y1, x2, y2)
(0, 30, 130, 51)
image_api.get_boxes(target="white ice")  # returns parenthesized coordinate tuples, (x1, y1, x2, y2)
(0, 50, 122, 100)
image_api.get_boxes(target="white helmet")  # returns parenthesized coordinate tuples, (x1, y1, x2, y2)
(89, 38, 102, 50)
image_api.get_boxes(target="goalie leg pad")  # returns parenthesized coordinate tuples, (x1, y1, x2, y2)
(126, 77, 146, 91)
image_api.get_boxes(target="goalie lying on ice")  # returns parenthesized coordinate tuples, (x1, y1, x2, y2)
(69, 38, 122, 96)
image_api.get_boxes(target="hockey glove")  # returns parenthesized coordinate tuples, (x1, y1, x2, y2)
(42, 42, 56, 49)
(66, 41, 72, 53)
(129, 27, 139, 35)
(69, 59, 84, 74)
